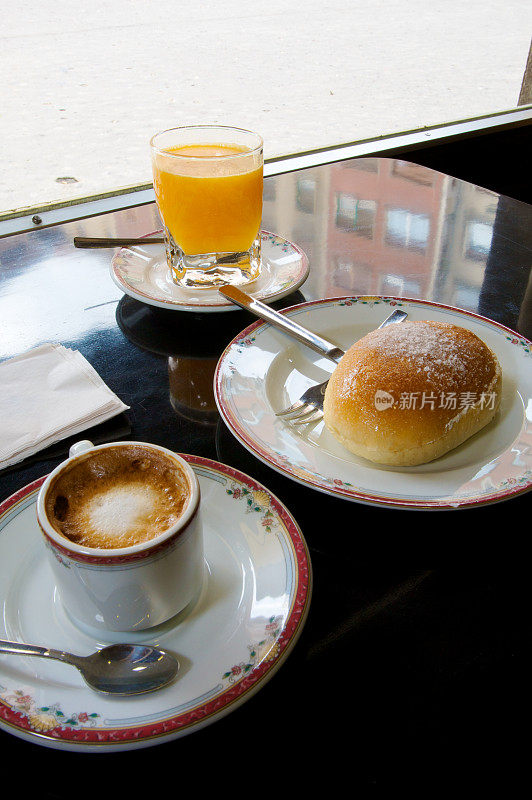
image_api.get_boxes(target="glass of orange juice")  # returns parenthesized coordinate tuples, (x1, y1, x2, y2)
(150, 125, 263, 289)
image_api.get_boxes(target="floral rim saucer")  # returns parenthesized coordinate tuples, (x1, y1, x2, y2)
(0, 455, 312, 751)
(110, 230, 309, 312)
(214, 296, 532, 510)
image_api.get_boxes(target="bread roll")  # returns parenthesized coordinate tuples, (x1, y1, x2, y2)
(323, 320, 501, 466)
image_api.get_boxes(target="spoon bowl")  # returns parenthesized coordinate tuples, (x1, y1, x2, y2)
(74, 643, 180, 695)
(0, 639, 180, 695)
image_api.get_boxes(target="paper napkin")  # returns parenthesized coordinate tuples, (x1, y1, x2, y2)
(0, 343, 130, 470)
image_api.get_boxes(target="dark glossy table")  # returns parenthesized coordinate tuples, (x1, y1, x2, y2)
(1, 157, 531, 791)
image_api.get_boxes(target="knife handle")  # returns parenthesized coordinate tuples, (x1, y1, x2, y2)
(218, 285, 345, 363)
(74, 237, 165, 248)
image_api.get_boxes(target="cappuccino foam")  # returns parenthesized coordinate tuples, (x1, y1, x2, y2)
(45, 445, 191, 549)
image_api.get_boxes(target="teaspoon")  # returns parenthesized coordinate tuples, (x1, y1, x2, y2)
(0, 639, 179, 695)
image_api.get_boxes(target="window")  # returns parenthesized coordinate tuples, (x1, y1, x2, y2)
(379, 274, 422, 297)
(343, 158, 379, 173)
(331, 258, 374, 293)
(2, 3, 531, 218)
(335, 194, 377, 238)
(263, 180, 277, 203)
(391, 160, 434, 186)
(464, 220, 493, 261)
(296, 179, 316, 213)
(385, 208, 430, 252)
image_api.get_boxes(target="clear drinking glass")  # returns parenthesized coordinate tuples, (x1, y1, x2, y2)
(150, 125, 263, 289)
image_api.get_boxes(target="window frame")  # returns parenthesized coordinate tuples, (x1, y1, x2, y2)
(1, 105, 530, 239)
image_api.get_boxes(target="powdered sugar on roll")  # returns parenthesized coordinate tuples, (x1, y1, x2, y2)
(324, 320, 502, 466)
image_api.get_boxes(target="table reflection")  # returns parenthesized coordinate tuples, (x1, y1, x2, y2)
(168, 355, 218, 425)
(262, 158, 519, 321)
(115, 291, 308, 428)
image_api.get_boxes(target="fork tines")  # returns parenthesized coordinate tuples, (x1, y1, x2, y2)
(275, 401, 324, 424)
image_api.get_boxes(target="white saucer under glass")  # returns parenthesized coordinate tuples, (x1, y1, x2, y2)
(110, 230, 309, 312)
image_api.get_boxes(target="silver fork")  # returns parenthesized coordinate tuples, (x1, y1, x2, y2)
(217, 285, 407, 425)
(276, 307, 407, 424)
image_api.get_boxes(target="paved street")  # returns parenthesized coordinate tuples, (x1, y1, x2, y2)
(2, 0, 531, 213)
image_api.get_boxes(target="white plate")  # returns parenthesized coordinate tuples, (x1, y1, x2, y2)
(0, 456, 311, 751)
(110, 230, 309, 312)
(214, 296, 532, 510)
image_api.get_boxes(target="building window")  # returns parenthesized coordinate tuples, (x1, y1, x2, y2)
(335, 194, 376, 238)
(343, 158, 379, 173)
(385, 208, 430, 251)
(296, 179, 316, 213)
(331, 257, 373, 294)
(464, 220, 493, 261)
(391, 160, 434, 185)
(379, 274, 422, 297)
(263, 179, 277, 202)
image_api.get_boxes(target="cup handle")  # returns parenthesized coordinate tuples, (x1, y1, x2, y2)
(68, 440, 94, 459)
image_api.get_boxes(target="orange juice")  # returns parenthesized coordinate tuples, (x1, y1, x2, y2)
(152, 143, 263, 255)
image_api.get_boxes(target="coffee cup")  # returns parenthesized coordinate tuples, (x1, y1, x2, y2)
(36, 440, 202, 632)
